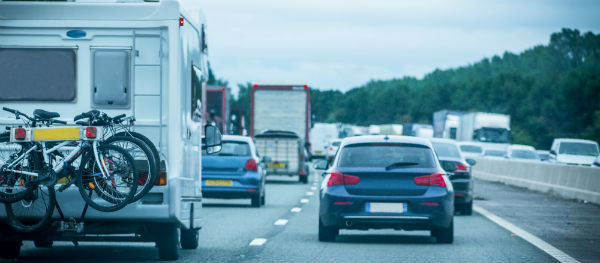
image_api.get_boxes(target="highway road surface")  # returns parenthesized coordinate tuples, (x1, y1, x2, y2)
(6, 168, 598, 263)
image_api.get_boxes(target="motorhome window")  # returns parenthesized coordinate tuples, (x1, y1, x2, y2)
(0, 48, 76, 101)
(191, 65, 203, 122)
(91, 49, 131, 108)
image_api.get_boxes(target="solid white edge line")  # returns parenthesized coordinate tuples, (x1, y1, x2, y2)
(474, 205, 580, 263)
(274, 219, 288, 226)
(249, 238, 267, 246)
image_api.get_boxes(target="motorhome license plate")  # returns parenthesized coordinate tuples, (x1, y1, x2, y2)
(205, 179, 233, 186)
(367, 202, 405, 213)
(267, 162, 286, 169)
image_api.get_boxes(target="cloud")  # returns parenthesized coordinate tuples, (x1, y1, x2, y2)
(187, 0, 600, 94)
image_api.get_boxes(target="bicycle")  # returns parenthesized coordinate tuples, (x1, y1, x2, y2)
(0, 107, 138, 232)
(74, 110, 160, 203)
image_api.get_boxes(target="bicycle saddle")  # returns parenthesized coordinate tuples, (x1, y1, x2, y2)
(34, 109, 60, 120)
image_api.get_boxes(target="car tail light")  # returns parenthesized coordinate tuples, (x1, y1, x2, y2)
(334, 201, 353, 205)
(413, 172, 447, 188)
(455, 163, 468, 172)
(85, 127, 97, 138)
(421, 201, 439, 206)
(329, 146, 333, 151)
(327, 171, 360, 186)
(155, 171, 167, 186)
(299, 170, 306, 176)
(245, 159, 258, 171)
(14, 128, 26, 140)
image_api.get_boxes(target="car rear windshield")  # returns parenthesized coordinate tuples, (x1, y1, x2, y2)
(511, 150, 538, 159)
(460, 145, 483, 154)
(214, 141, 251, 156)
(485, 149, 506, 157)
(431, 142, 461, 159)
(559, 142, 599, 156)
(337, 143, 436, 168)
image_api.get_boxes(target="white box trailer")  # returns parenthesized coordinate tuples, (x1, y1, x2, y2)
(0, 0, 210, 259)
(457, 112, 511, 150)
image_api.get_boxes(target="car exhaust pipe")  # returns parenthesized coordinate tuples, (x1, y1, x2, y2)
(345, 220, 353, 227)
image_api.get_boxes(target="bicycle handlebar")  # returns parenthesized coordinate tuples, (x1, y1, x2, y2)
(2, 107, 32, 121)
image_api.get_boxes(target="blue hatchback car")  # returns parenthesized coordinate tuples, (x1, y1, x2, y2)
(202, 135, 267, 207)
(317, 135, 454, 243)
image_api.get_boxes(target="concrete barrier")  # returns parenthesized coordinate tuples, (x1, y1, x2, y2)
(471, 157, 600, 204)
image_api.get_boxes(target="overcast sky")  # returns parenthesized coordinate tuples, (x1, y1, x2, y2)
(185, 0, 600, 95)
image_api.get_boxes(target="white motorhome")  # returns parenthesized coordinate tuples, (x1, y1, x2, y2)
(0, 0, 218, 260)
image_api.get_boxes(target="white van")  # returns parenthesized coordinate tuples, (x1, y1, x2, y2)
(550, 138, 600, 166)
(0, 0, 218, 260)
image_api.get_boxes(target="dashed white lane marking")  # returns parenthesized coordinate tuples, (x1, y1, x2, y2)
(274, 219, 288, 226)
(249, 238, 267, 246)
(291, 207, 302, 213)
(310, 186, 317, 190)
(474, 205, 580, 263)
(306, 191, 314, 196)
(300, 198, 309, 203)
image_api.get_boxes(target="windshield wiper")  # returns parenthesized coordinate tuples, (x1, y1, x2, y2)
(385, 162, 419, 170)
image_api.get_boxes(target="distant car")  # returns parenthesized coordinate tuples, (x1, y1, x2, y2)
(316, 135, 454, 243)
(202, 135, 267, 207)
(506, 145, 539, 161)
(483, 148, 507, 158)
(430, 138, 474, 215)
(550, 138, 600, 166)
(458, 142, 484, 158)
(536, 150, 551, 162)
(594, 155, 600, 167)
(326, 138, 342, 162)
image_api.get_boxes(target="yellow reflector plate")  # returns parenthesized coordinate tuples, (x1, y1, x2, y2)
(33, 127, 81, 141)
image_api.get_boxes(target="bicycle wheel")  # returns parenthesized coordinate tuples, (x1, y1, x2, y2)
(5, 183, 56, 232)
(103, 136, 157, 203)
(113, 131, 160, 176)
(0, 133, 38, 203)
(76, 144, 138, 212)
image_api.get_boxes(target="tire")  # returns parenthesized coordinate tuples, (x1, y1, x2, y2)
(5, 183, 56, 232)
(318, 218, 338, 242)
(299, 175, 308, 184)
(76, 145, 138, 212)
(433, 219, 454, 244)
(104, 136, 157, 203)
(251, 194, 261, 208)
(461, 201, 473, 215)
(0, 136, 38, 203)
(260, 191, 266, 205)
(180, 228, 199, 249)
(33, 240, 53, 248)
(0, 241, 21, 259)
(156, 224, 179, 260)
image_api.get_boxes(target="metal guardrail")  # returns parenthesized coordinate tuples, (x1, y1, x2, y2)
(471, 157, 600, 204)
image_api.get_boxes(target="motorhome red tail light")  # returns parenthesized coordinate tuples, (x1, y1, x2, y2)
(155, 171, 167, 186)
(14, 128, 26, 140)
(85, 127, 97, 139)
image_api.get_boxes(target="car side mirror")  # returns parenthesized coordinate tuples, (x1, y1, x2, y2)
(466, 159, 476, 166)
(313, 159, 328, 170)
(202, 125, 222, 154)
(441, 162, 456, 172)
(550, 150, 556, 155)
(262, 156, 272, 163)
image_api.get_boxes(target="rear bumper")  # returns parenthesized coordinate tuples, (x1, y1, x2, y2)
(202, 187, 259, 199)
(319, 186, 453, 230)
(450, 178, 473, 205)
